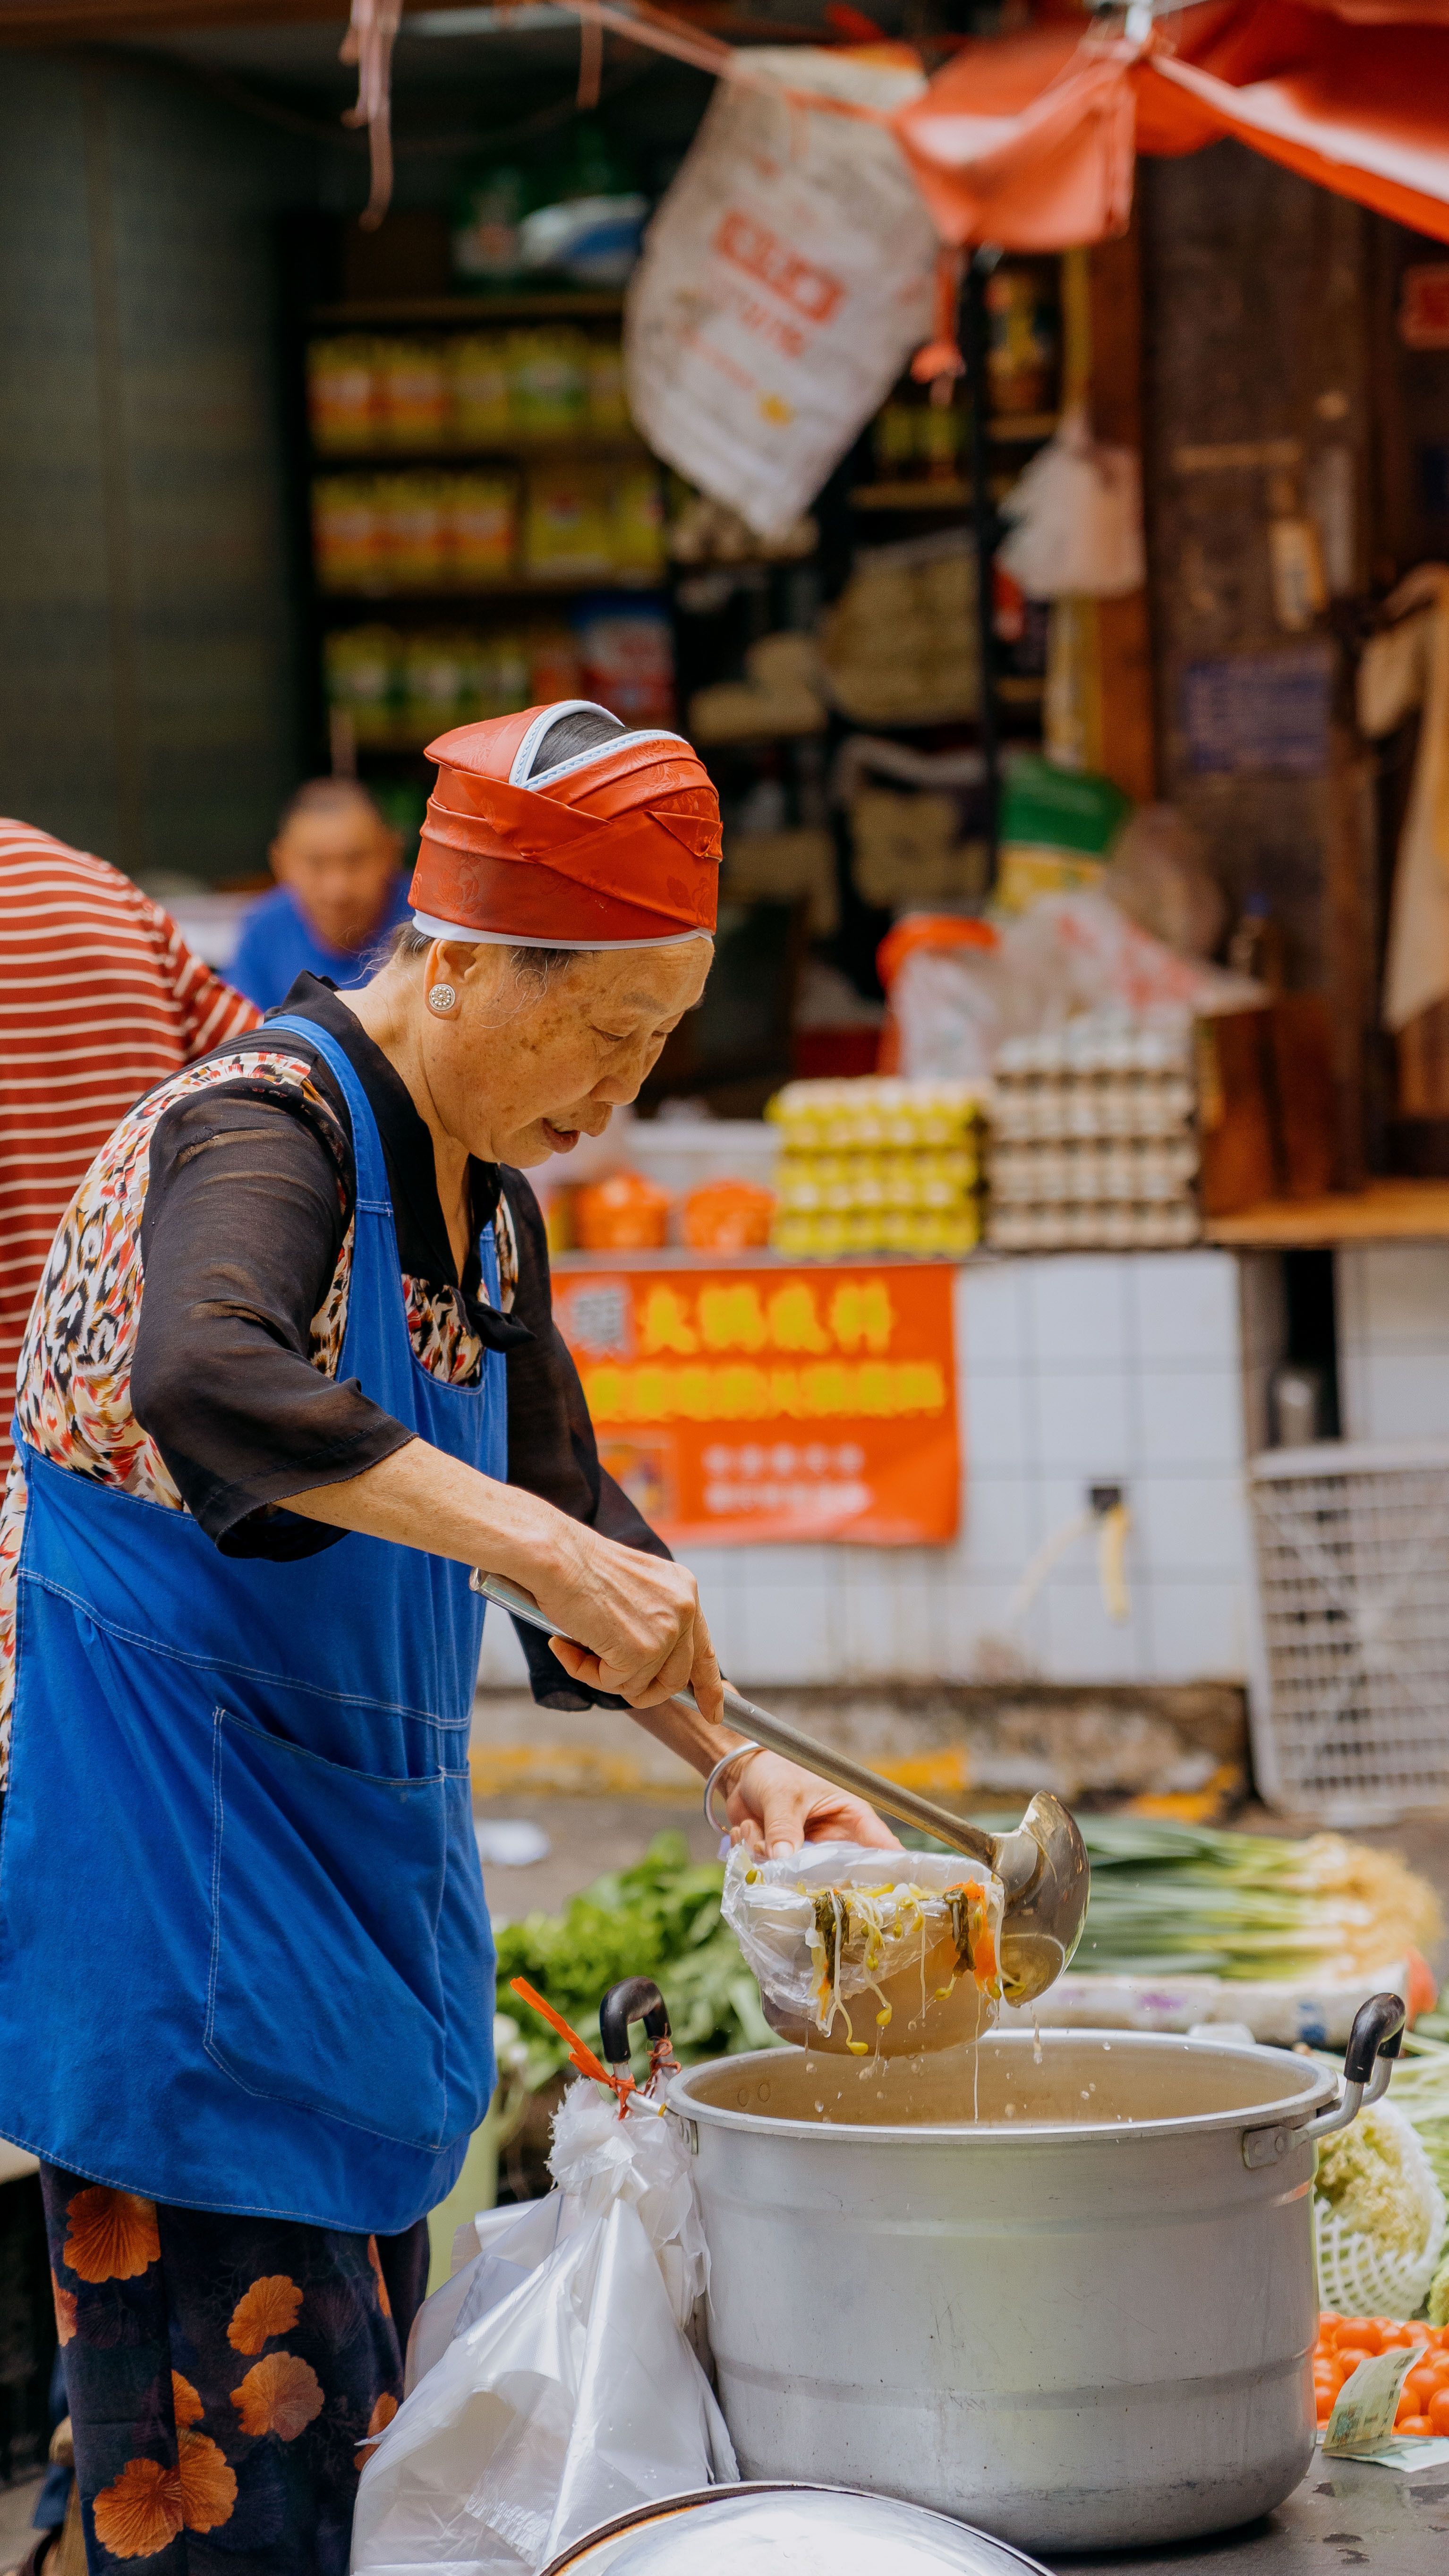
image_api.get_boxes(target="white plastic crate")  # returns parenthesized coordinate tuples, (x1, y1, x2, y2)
(1249, 1439, 1449, 1821)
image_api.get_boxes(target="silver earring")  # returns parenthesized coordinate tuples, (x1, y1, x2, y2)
(428, 982, 457, 1014)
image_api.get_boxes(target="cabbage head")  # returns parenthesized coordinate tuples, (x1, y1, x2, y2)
(1316, 2104, 1442, 2260)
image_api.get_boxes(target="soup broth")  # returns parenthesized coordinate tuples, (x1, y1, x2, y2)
(682, 2029, 1325, 2132)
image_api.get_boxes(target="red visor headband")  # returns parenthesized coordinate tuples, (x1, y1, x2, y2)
(411, 706, 723, 947)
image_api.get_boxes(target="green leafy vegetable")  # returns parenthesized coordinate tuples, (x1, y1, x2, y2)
(494, 1830, 778, 2090)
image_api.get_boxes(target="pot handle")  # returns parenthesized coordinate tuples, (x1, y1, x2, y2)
(1341, 1989, 1406, 2095)
(1241, 1989, 1406, 2170)
(599, 1977, 672, 2074)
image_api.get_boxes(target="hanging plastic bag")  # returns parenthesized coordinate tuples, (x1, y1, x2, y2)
(997, 404, 1145, 601)
(350, 2082, 736, 2575)
(721, 1841, 1002, 2058)
(883, 892, 1264, 1080)
(625, 51, 937, 541)
(1101, 804, 1227, 962)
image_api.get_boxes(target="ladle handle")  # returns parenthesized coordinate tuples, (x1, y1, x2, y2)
(473, 1569, 999, 1874)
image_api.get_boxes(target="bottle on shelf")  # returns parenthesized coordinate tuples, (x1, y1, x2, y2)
(1227, 892, 1286, 993)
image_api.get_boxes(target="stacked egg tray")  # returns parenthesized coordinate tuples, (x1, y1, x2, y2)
(988, 1019, 1200, 1253)
(767, 1079, 989, 1260)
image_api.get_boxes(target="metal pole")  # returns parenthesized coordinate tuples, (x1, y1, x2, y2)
(961, 249, 999, 888)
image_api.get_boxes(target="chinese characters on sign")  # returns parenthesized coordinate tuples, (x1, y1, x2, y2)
(554, 1264, 960, 1546)
(1181, 647, 1331, 777)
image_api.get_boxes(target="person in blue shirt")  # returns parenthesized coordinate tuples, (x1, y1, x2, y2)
(229, 778, 413, 1007)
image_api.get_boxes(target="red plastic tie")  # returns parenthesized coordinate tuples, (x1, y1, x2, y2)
(510, 1976, 638, 2115)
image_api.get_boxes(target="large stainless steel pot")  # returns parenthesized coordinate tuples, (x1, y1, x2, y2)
(660, 1999, 1404, 2555)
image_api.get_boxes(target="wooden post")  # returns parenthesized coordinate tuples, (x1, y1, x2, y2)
(961, 252, 1001, 884)
(1086, 222, 1157, 805)
(1325, 726, 1376, 1188)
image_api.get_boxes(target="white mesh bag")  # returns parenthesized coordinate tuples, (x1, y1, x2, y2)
(1313, 2099, 1448, 2319)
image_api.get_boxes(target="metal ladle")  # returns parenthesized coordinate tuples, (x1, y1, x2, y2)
(473, 1571, 1090, 2005)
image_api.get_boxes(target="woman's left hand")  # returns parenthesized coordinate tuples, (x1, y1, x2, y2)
(724, 1749, 901, 1859)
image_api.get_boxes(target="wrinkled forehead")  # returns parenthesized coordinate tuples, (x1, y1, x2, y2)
(561, 937, 714, 1015)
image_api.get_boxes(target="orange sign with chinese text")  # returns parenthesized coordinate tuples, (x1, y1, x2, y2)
(554, 1263, 959, 1547)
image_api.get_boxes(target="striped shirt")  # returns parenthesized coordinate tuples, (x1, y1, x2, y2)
(0, 818, 260, 1474)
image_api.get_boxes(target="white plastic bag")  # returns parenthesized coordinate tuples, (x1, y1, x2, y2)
(1100, 804, 1226, 962)
(890, 892, 1264, 1080)
(351, 2084, 736, 2575)
(721, 1841, 1001, 2057)
(997, 404, 1145, 601)
(625, 51, 937, 540)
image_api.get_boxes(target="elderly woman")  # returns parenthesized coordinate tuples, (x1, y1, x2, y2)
(0, 703, 890, 2575)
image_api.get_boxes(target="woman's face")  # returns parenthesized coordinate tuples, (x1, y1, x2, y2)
(421, 938, 712, 1166)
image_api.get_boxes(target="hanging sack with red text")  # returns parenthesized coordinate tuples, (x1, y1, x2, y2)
(625, 49, 937, 541)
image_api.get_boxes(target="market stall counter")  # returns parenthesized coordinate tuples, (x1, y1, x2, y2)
(537, 2471, 1444, 2574)
(1039, 2462, 1447, 2573)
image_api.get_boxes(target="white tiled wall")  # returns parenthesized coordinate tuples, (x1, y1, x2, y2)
(1337, 1244, 1449, 1443)
(480, 1250, 1279, 1691)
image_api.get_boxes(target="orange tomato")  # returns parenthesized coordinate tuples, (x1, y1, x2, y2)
(1406, 1944, 1439, 2024)
(1336, 2322, 1379, 2354)
(1429, 2389, 1449, 2437)
(1399, 2414, 1434, 2437)
(1404, 2367, 1438, 2413)
(1315, 2394, 1336, 2424)
(1379, 2324, 1416, 2347)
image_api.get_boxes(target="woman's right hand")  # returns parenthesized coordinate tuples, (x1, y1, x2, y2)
(531, 1520, 724, 1724)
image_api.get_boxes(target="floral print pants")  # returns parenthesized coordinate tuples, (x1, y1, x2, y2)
(40, 2163, 429, 2575)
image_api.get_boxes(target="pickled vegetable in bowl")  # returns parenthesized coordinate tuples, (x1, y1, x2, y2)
(722, 1842, 1004, 2058)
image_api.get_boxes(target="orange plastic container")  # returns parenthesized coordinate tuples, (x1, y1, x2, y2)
(682, 1178, 776, 1251)
(572, 1171, 672, 1251)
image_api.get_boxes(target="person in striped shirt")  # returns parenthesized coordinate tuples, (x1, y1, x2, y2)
(0, 818, 258, 2572)
(0, 818, 259, 1480)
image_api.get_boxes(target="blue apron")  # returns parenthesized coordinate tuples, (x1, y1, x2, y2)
(0, 1015, 503, 2233)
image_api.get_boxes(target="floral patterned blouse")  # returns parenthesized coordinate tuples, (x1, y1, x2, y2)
(0, 977, 662, 1788)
